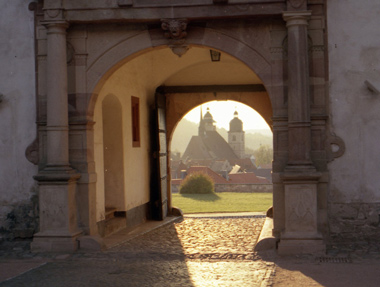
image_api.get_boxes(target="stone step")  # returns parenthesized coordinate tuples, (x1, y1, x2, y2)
(105, 207, 117, 220)
(98, 216, 127, 238)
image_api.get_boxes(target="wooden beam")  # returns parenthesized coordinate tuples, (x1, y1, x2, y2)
(157, 84, 266, 94)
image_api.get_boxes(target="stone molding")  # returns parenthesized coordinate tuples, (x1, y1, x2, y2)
(34, 172, 80, 183)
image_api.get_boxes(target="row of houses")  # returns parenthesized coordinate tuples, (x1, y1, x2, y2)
(171, 160, 272, 193)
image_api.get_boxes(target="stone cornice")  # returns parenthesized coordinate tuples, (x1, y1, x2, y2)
(63, 2, 286, 23)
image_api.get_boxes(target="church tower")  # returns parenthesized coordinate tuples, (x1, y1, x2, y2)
(228, 110, 245, 158)
(199, 107, 216, 136)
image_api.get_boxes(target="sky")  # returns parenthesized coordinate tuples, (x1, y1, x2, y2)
(183, 101, 271, 131)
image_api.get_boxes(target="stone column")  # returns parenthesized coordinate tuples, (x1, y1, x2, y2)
(32, 21, 82, 252)
(278, 11, 325, 255)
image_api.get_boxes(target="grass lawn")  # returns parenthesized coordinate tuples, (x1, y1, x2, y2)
(172, 192, 272, 214)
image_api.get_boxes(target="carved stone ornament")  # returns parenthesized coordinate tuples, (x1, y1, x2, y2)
(328, 134, 346, 160)
(289, 0, 305, 9)
(161, 19, 189, 57)
(161, 19, 188, 40)
(46, 9, 61, 19)
(169, 45, 189, 57)
(25, 138, 39, 165)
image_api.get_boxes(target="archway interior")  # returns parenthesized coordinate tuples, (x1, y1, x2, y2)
(93, 46, 269, 227)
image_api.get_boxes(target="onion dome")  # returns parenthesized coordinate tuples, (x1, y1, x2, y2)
(203, 108, 215, 123)
(229, 110, 243, 132)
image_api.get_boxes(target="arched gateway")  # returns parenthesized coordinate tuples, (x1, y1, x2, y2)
(31, 0, 332, 255)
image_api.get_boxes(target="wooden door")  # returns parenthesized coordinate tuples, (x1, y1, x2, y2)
(151, 91, 168, 220)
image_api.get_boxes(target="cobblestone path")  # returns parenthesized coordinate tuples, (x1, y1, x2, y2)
(1, 216, 275, 287)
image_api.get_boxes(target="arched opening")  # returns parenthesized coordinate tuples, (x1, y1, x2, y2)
(170, 100, 273, 214)
(90, 43, 274, 237)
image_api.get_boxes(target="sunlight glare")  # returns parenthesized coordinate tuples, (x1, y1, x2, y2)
(183, 101, 270, 131)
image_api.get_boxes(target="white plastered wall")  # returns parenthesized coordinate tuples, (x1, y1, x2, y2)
(328, 0, 380, 203)
(0, 1, 37, 227)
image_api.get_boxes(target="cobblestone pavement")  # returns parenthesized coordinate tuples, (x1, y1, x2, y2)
(0, 216, 275, 287)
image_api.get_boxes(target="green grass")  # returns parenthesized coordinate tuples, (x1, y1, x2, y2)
(172, 192, 272, 214)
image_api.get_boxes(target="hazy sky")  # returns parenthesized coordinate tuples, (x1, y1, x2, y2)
(183, 100, 271, 131)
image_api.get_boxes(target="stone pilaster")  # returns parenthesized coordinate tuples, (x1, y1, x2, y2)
(278, 11, 325, 255)
(283, 11, 314, 170)
(32, 21, 82, 252)
(45, 22, 71, 169)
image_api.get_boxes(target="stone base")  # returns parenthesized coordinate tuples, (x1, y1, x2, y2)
(31, 231, 82, 252)
(171, 206, 184, 217)
(78, 235, 105, 251)
(278, 239, 325, 255)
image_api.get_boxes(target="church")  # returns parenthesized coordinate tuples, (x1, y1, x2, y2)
(1, 0, 380, 255)
(182, 108, 246, 162)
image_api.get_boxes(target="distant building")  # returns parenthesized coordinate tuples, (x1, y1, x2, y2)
(228, 110, 245, 158)
(171, 165, 270, 193)
(182, 108, 245, 162)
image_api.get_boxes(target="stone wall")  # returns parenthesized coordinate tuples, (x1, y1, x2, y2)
(215, 184, 273, 193)
(328, 202, 380, 253)
(0, 1, 38, 240)
(172, 184, 272, 194)
(327, 0, 380, 249)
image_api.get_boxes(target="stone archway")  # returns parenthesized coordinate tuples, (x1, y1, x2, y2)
(32, 0, 329, 254)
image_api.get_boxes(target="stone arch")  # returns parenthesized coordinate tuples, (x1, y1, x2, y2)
(87, 26, 274, 119)
(86, 27, 276, 238)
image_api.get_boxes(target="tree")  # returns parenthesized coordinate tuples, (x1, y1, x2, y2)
(179, 172, 215, 194)
(253, 145, 273, 167)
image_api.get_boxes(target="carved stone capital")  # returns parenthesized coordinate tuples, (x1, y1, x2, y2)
(283, 11, 312, 27)
(41, 20, 69, 33)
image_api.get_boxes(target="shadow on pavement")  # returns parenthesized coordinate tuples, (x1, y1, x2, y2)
(0, 221, 195, 287)
(259, 251, 380, 287)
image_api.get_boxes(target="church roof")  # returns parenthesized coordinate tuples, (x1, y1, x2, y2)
(182, 131, 239, 161)
(229, 158, 257, 171)
(187, 166, 229, 184)
(182, 136, 211, 160)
